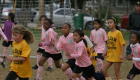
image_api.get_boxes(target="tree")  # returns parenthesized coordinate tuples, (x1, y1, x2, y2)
(98, 0, 101, 19)
(0, 0, 5, 24)
(74, 0, 78, 14)
(50, 0, 53, 20)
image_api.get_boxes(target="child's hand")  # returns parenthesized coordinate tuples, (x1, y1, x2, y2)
(102, 53, 107, 58)
(126, 55, 133, 60)
(89, 55, 94, 59)
(41, 39, 45, 42)
(94, 43, 97, 46)
(119, 55, 123, 60)
(65, 51, 71, 57)
(5, 55, 13, 61)
(51, 38, 55, 46)
(4, 39, 8, 43)
(90, 47, 95, 53)
(38, 43, 43, 47)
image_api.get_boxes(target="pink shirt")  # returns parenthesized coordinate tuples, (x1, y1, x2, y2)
(71, 40, 92, 67)
(39, 25, 45, 49)
(44, 28, 59, 54)
(90, 28, 107, 53)
(130, 44, 140, 70)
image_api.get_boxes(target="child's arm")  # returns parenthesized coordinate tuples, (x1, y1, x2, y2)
(85, 36, 93, 48)
(5, 55, 26, 61)
(102, 51, 107, 58)
(120, 44, 125, 60)
(51, 38, 60, 52)
(0, 29, 8, 43)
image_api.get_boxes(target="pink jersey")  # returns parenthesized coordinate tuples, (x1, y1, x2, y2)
(71, 40, 92, 67)
(90, 28, 107, 53)
(130, 44, 140, 70)
(44, 28, 59, 54)
(39, 25, 45, 49)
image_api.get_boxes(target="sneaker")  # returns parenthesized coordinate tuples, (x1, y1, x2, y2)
(69, 78, 72, 80)
(1, 57, 5, 68)
(32, 64, 38, 69)
(35, 78, 39, 80)
(45, 67, 53, 71)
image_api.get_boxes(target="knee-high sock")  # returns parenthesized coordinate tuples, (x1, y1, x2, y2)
(3, 47, 8, 56)
(0, 58, 3, 63)
(37, 66, 43, 80)
(127, 79, 131, 80)
(105, 77, 112, 80)
(92, 78, 96, 80)
(37, 55, 41, 66)
(47, 58, 53, 68)
(96, 58, 103, 72)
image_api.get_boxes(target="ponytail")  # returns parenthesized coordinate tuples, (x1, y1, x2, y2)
(83, 39, 87, 47)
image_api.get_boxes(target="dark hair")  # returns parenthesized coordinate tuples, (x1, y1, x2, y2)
(132, 32, 140, 43)
(44, 19, 54, 28)
(108, 17, 120, 30)
(63, 23, 71, 28)
(39, 15, 47, 23)
(93, 19, 101, 25)
(73, 29, 87, 47)
(8, 13, 15, 23)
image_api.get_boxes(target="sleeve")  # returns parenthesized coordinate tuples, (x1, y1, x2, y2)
(133, 57, 140, 61)
(0, 28, 7, 40)
(85, 36, 93, 48)
(20, 44, 31, 58)
(90, 31, 93, 41)
(57, 37, 63, 51)
(71, 47, 84, 58)
(127, 14, 132, 30)
(118, 32, 125, 46)
(102, 30, 107, 41)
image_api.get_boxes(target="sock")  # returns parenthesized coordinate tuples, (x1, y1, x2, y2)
(79, 76, 86, 80)
(96, 58, 103, 73)
(3, 47, 8, 56)
(105, 77, 112, 80)
(92, 78, 96, 80)
(0, 58, 3, 63)
(37, 55, 41, 66)
(37, 66, 43, 80)
(47, 58, 53, 68)
(127, 79, 131, 80)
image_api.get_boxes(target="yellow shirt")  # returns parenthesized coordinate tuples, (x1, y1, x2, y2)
(87, 45, 97, 67)
(106, 30, 125, 62)
(10, 40, 32, 78)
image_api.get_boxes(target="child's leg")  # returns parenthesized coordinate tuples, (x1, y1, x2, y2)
(114, 62, 122, 79)
(47, 57, 53, 68)
(72, 73, 81, 80)
(37, 56, 48, 80)
(0, 58, 3, 63)
(102, 61, 113, 80)
(127, 64, 138, 80)
(96, 58, 103, 73)
(37, 52, 42, 66)
(3, 47, 8, 56)
(5, 71, 18, 80)
(53, 60, 62, 68)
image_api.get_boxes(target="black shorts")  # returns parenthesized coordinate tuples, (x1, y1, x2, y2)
(42, 51, 62, 60)
(2, 41, 13, 47)
(37, 48, 45, 53)
(73, 64, 95, 78)
(5, 71, 29, 80)
(66, 59, 76, 70)
(95, 53, 104, 60)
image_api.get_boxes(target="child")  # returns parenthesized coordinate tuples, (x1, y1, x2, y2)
(5, 25, 35, 80)
(35, 19, 62, 80)
(126, 32, 140, 80)
(0, 28, 8, 68)
(51, 23, 94, 80)
(65, 29, 96, 80)
(102, 17, 125, 80)
(32, 15, 53, 71)
(2, 12, 15, 60)
(90, 19, 107, 73)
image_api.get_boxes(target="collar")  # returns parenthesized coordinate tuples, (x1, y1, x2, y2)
(63, 33, 70, 38)
(132, 42, 139, 48)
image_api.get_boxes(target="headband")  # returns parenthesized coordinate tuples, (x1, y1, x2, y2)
(112, 17, 116, 23)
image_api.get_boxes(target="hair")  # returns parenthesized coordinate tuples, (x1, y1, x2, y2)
(8, 12, 15, 23)
(39, 15, 47, 23)
(73, 29, 87, 47)
(132, 32, 140, 43)
(63, 23, 71, 28)
(108, 17, 120, 30)
(44, 19, 54, 28)
(93, 19, 101, 25)
(12, 25, 35, 44)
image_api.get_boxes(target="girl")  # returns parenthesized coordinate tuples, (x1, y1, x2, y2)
(0, 28, 8, 68)
(2, 12, 15, 60)
(32, 15, 53, 71)
(90, 19, 107, 73)
(65, 29, 96, 80)
(5, 25, 35, 80)
(51, 23, 94, 80)
(35, 19, 62, 80)
(102, 17, 125, 80)
(126, 32, 140, 80)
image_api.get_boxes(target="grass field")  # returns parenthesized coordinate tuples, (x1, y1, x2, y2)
(0, 29, 140, 80)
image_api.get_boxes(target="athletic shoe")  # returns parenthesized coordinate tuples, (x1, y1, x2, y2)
(45, 67, 53, 71)
(32, 64, 38, 69)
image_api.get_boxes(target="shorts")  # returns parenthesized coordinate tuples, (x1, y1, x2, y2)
(66, 59, 76, 70)
(73, 64, 95, 78)
(127, 64, 140, 79)
(2, 41, 13, 47)
(95, 53, 104, 60)
(37, 48, 45, 53)
(42, 51, 62, 60)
